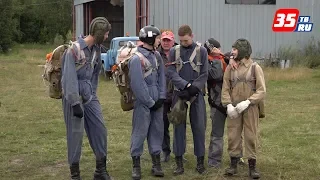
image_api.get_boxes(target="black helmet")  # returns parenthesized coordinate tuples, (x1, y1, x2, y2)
(139, 25, 161, 46)
(203, 38, 221, 54)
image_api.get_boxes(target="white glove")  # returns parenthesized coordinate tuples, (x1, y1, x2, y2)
(235, 100, 251, 114)
(227, 104, 239, 119)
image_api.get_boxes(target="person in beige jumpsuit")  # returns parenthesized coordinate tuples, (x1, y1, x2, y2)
(221, 38, 266, 179)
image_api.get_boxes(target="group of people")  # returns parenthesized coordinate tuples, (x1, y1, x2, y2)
(60, 17, 266, 180)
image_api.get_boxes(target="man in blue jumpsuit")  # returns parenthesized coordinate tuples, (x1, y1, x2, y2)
(61, 17, 112, 180)
(167, 24, 208, 175)
(129, 25, 166, 179)
(157, 30, 178, 162)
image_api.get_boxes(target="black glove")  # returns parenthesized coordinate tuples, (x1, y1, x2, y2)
(187, 85, 199, 97)
(177, 89, 191, 100)
(72, 104, 84, 118)
(150, 99, 165, 111)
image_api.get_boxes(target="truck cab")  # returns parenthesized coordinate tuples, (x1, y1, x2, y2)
(100, 36, 140, 80)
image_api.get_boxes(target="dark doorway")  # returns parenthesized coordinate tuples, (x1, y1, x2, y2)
(83, 0, 124, 49)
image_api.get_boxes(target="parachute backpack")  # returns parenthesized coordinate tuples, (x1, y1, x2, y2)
(112, 41, 160, 111)
(42, 41, 86, 99)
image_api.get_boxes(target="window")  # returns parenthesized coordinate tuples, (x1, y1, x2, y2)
(119, 41, 127, 47)
(225, 0, 276, 4)
(118, 40, 140, 49)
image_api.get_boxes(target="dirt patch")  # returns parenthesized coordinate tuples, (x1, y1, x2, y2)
(10, 158, 24, 166)
(41, 161, 68, 176)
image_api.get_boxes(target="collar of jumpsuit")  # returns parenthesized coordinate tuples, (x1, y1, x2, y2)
(137, 46, 157, 65)
(78, 37, 99, 51)
(140, 45, 154, 52)
(239, 58, 253, 68)
(182, 41, 197, 49)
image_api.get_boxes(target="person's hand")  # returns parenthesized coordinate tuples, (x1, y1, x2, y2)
(150, 99, 165, 111)
(227, 104, 239, 119)
(72, 104, 83, 118)
(186, 84, 199, 97)
(212, 47, 222, 54)
(235, 100, 251, 114)
(229, 56, 238, 70)
(177, 90, 191, 101)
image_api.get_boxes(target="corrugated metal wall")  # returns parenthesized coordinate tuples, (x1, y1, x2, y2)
(147, 0, 320, 57)
(124, 0, 137, 36)
(75, 4, 84, 38)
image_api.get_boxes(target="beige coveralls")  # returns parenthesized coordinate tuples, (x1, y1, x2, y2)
(221, 58, 266, 159)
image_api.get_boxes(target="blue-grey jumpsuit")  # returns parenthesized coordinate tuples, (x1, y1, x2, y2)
(61, 37, 107, 165)
(167, 42, 208, 157)
(129, 46, 166, 157)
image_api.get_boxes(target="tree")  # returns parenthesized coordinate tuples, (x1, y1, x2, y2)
(0, 0, 15, 53)
(38, 0, 73, 43)
(0, 0, 73, 53)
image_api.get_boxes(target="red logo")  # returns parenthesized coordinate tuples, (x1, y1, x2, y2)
(272, 8, 300, 32)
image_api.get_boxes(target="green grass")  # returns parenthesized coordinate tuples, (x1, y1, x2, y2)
(1, 44, 320, 180)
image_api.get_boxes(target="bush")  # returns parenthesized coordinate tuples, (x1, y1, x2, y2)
(303, 37, 320, 68)
(275, 37, 320, 69)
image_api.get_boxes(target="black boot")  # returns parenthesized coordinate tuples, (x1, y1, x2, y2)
(225, 157, 239, 176)
(70, 163, 81, 180)
(132, 156, 141, 180)
(196, 156, 206, 174)
(93, 157, 112, 180)
(151, 154, 164, 177)
(173, 156, 184, 176)
(248, 159, 260, 179)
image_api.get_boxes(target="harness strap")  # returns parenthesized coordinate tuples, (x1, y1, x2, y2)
(230, 61, 257, 91)
(134, 51, 159, 78)
(174, 45, 183, 72)
(70, 42, 88, 71)
(173, 45, 201, 74)
(172, 44, 202, 91)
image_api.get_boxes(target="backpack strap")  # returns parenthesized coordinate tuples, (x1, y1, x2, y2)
(70, 42, 87, 71)
(171, 44, 201, 75)
(154, 51, 161, 69)
(248, 62, 257, 91)
(230, 61, 257, 91)
(174, 45, 183, 72)
(70, 42, 85, 61)
(134, 51, 154, 78)
(90, 49, 97, 69)
(193, 44, 201, 76)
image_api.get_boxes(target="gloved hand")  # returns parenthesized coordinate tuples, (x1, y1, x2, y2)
(227, 104, 239, 119)
(150, 99, 165, 111)
(72, 104, 84, 118)
(177, 89, 191, 101)
(235, 100, 251, 114)
(187, 84, 199, 97)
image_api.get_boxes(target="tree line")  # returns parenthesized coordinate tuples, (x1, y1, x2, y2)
(0, 0, 73, 53)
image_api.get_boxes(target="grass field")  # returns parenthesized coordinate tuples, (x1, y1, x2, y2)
(0, 44, 320, 180)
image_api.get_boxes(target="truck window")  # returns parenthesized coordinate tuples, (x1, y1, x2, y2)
(118, 40, 138, 49)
